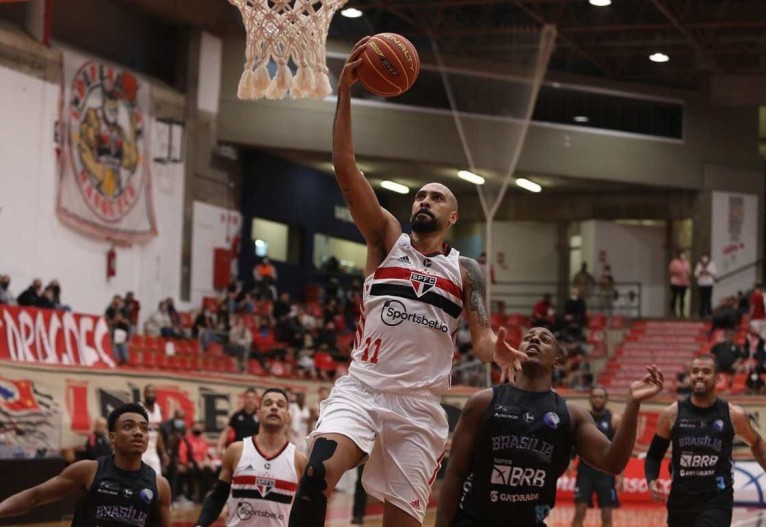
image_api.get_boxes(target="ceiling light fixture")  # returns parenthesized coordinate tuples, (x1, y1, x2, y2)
(649, 52, 670, 63)
(380, 180, 409, 194)
(457, 170, 485, 185)
(340, 7, 363, 18)
(589, 0, 612, 6)
(573, 115, 589, 123)
(515, 178, 542, 193)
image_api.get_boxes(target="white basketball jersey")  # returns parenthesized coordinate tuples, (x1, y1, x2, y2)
(227, 438, 297, 527)
(140, 402, 163, 467)
(348, 233, 463, 393)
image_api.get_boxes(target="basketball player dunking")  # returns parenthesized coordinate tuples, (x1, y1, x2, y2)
(646, 354, 766, 527)
(196, 388, 306, 527)
(0, 403, 171, 527)
(435, 327, 664, 527)
(288, 37, 526, 527)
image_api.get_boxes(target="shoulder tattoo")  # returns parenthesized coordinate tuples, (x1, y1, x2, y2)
(460, 256, 489, 328)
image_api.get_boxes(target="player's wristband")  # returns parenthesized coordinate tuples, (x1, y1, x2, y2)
(645, 434, 670, 482)
(196, 480, 231, 527)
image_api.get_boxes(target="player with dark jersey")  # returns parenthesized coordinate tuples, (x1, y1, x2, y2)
(435, 327, 664, 527)
(0, 403, 171, 527)
(645, 354, 766, 527)
(572, 386, 623, 527)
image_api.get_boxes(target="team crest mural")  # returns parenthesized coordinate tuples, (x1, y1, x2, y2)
(57, 52, 157, 242)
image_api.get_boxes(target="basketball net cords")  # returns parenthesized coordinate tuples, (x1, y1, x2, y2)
(228, 0, 349, 100)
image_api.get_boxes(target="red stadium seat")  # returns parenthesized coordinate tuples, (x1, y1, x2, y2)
(730, 372, 748, 395)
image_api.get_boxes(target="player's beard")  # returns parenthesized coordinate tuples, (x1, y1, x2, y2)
(411, 211, 439, 233)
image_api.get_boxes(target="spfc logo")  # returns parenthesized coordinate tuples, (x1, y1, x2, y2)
(68, 62, 146, 222)
(256, 477, 275, 497)
(410, 272, 436, 297)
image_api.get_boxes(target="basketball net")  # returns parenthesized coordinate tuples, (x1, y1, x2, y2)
(228, 0, 349, 100)
(432, 25, 557, 312)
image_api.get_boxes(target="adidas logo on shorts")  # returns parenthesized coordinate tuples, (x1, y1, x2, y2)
(396, 255, 411, 265)
(409, 499, 421, 510)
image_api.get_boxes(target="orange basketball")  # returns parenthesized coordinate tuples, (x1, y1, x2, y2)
(358, 33, 420, 97)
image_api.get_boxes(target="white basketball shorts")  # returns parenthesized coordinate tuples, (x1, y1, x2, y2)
(309, 375, 448, 523)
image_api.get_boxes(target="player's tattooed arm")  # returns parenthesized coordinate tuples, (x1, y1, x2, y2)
(460, 257, 489, 328)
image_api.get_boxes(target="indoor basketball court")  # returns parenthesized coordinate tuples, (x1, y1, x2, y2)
(1, 1, 766, 527)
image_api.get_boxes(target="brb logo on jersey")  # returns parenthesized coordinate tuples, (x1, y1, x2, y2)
(410, 272, 436, 297)
(68, 62, 146, 222)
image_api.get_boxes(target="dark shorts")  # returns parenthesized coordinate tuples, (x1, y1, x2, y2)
(667, 491, 733, 527)
(574, 467, 620, 508)
(667, 507, 732, 527)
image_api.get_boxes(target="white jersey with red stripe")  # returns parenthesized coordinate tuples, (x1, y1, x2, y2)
(226, 437, 297, 527)
(348, 233, 463, 393)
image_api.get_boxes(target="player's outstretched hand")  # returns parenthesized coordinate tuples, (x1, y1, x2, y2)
(339, 36, 371, 89)
(629, 365, 664, 402)
(494, 327, 528, 382)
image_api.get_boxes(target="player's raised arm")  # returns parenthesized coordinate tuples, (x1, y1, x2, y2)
(731, 404, 766, 471)
(0, 460, 93, 518)
(333, 37, 401, 262)
(573, 365, 664, 474)
(460, 256, 526, 374)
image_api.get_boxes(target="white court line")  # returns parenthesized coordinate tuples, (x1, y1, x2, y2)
(732, 511, 766, 526)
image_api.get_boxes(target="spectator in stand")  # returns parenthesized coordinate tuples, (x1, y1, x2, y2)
(0, 275, 15, 305)
(145, 301, 175, 338)
(709, 296, 741, 337)
(226, 281, 242, 318)
(16, 279, 42, 307)
(124, 291, 140, 334)
(745, 325, 766, 371)
(83, 417, 112, 460)
(104, 295, 130, 365)
(694, 253, 717, 318)
(236, 292, 255, 315)
(216, 388, 260, 455)
(563, 288, 588, 337)
(253, 257, 278, 301)
(165, 298, 184, 336)
(573, 262, 596, 299)
(193, 307, 220, 351)
(738, 290, 750, 316)
(345, 279, 363, 330)
(227, 316, 253, 372)
(273, 291, 292, 322)
(531, 293, 555, 328)
(36, 285, 57, 310)
(316, 320, 339, 354)
(160, 409, 187, 447)
(669, 250, 691, 318)
(177, 421, 216, 503)
(749, 283, 765, 339)
(598, 265, 616, 314)
(710, 330, 745, 376)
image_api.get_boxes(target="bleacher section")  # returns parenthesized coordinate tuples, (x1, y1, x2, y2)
(599, 320, 707, 392)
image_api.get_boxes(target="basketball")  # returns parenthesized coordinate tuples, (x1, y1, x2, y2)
(358, 33, 420, 97)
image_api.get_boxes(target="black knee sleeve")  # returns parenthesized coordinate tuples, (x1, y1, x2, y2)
(288, 438, 338, 527)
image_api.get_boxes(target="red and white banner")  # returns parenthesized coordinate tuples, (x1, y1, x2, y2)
(57, 50, 157, 242)
(0, 305, 115, 368)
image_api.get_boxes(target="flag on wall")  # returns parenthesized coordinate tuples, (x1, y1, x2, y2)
(57, 50, 157, 242)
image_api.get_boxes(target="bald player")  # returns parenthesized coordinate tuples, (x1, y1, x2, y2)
(288, 37, 527, 527)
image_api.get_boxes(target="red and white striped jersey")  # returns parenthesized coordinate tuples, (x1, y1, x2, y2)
(226, 437, 297, 527)
(348, 233, 463, 393)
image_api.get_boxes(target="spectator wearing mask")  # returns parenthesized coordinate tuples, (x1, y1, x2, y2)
(669, 251, 691, 317)
(177, 421, 216, 503)
(83, 417, 112, 460)
(104, 295, 131, 364)
(0, 275, 15, 305)
(17, 279, 42, 307)
(36, 286, 57, 310)
(694, 253, 717, 318)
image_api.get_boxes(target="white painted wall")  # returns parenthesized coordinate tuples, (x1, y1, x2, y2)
(580, 220, 666, 317)
(191, 202, 241, 307)
(491, 222, 559, 282)
(0, 63, 186, 323)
